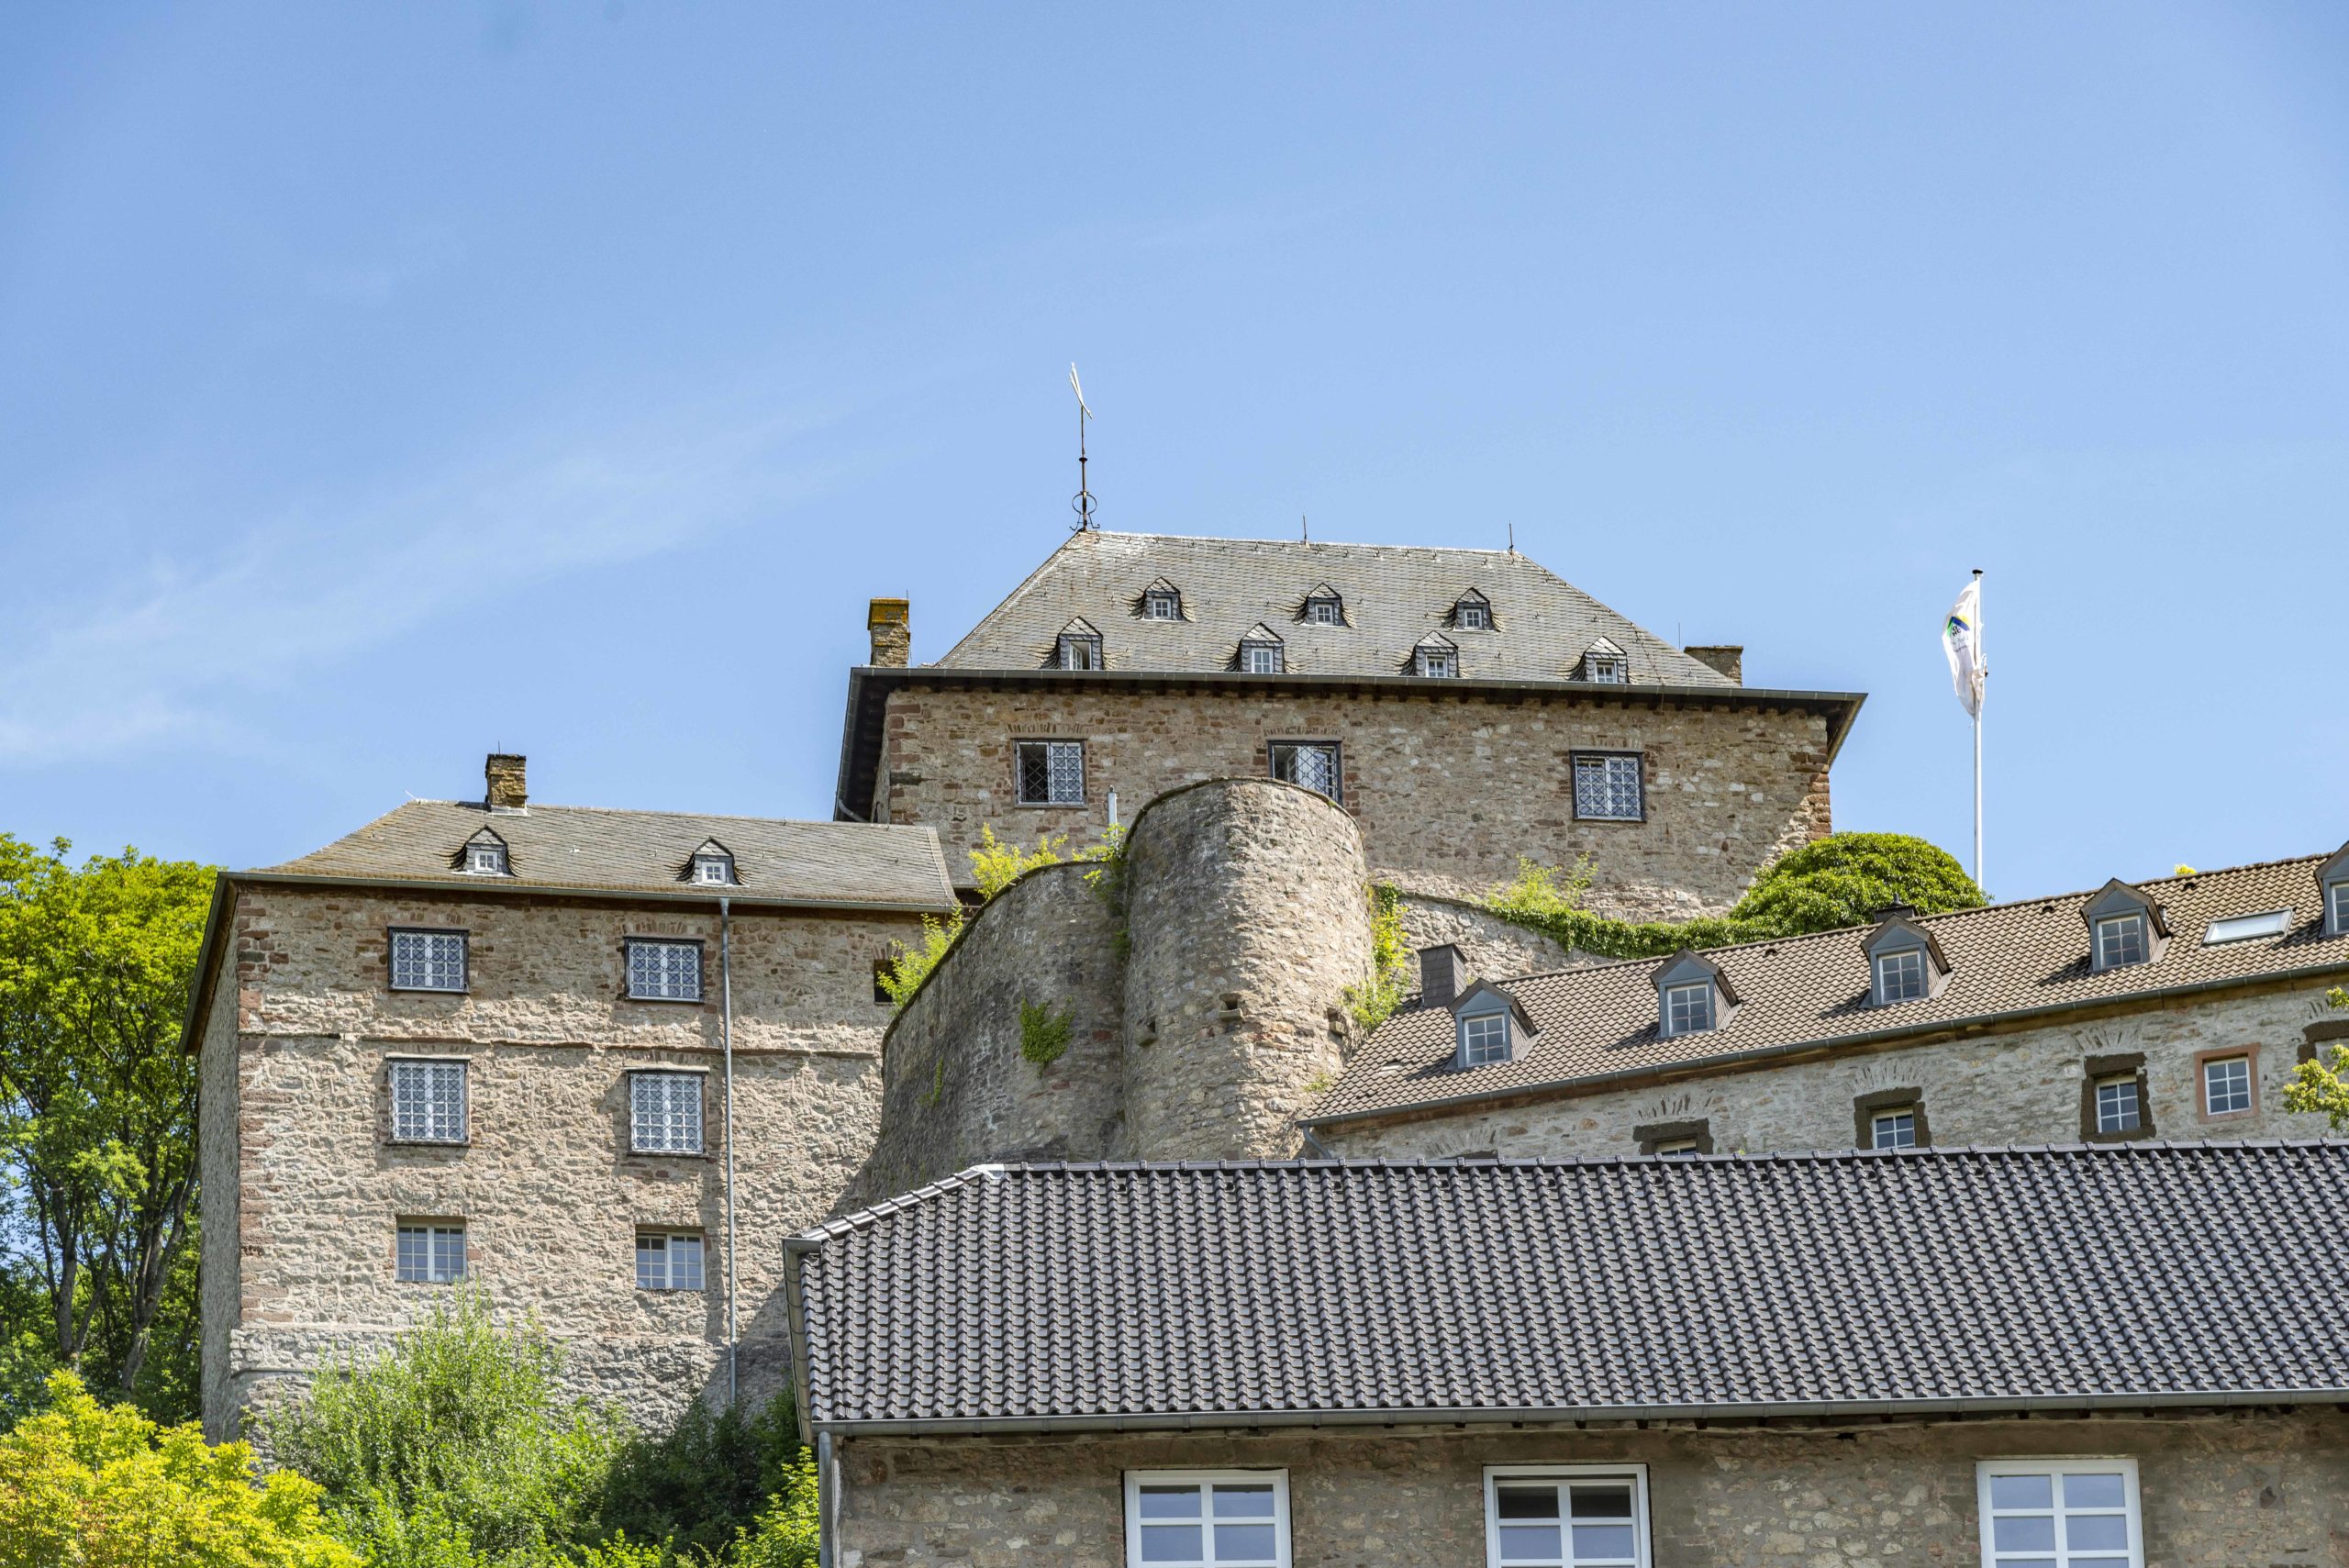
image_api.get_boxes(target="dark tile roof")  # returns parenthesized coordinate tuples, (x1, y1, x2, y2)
(788, 1143, 2349, 1432)
(257, 799, 956, 910)
(935, 531, 1739, 685)
(1316, 851, 2349, 1124)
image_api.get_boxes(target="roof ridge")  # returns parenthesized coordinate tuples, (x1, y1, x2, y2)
(381, 797, 936, 831)
(788, 1162, 1013, 1243)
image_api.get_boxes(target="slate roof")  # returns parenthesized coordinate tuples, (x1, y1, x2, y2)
(1313, 850, 2349, 1125)
(257, 799, 956, 910)
(935, 530, 1738, 685)
(787, 1143, 2349, 1432)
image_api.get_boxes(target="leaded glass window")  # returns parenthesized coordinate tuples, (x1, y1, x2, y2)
(1573, 754, 1642, 821)
(1460, 1011, 1508, 1066)
(631, 1072, 704, 1153)
(635, 1230, 705, 1291)
(1976, 1462, 2138, 1568)
(627, 939, 702, 1002)
(2096, 1075, 2140, 1134)
(389, 929, 467, 992)
(2095, 913, 2148, 969)
(2203, 1055, 2251, 1116)
(1488, 1473, 1646, 1568)
(395, 1223, 466, 1284)
(1268, 742, 1340, 803)
(1876, 948, 1927, 1004)
(1016, 740, 1085, 806)
(1125, 1473, 1286, 1568)
(390, 1060, 466, 1142)
(1662, 981, 1712, 1037)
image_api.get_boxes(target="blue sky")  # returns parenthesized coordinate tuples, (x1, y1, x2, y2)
(3, 3, 2343, 901)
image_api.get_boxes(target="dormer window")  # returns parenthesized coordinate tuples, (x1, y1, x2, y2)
(1412, 635, 1458, 679)
(1863, 911, 1951, 1006)
(690, 842, 736, 886)
(2333, 880, 2349, 940)
(1460, 1010, 1508, 1066)
(1662, 981, 1713, 1036)
(1447, 978, 1535, 1070)
(1141, 580, 1182, 621)
(2081, 880, 2168, 973)
(2096, 913, 2147, 969)
(1452, 590, 1491, 631)
(1654, 951, 1736, 1040)
(2320, 843, 2349, 938)
(1875, 949, 1926, 1003)
(1579, 637, 1629, 684)
(1301, 585, 1345, 626)
(462, 831, 508, 876)
(1054, 618, 1104, 671)
(1238, 626, 1286, 674)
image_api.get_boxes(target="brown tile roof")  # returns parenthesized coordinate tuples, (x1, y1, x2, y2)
(936, 530, 1741, 685)
(1313, 851, 2349, 1125)
(256, 799, 956, 910)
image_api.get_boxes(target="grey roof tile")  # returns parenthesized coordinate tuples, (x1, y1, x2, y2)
(789, 1143, 2349, 1430)
(258, 799, 956, 909)
(1319, 851, 2349, 1122)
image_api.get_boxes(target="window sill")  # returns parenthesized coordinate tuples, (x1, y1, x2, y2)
(624, 995, 707, 1006)
(1012, 802, 1087, 810)
(388, 986, 470, 996)
(384, 1138, 471, 1149)
(1571, 817, 1647, 827)
(625, 1147, 711, 1161)
(634, 1287, 707, 1296)
(2081, 1127, 2153, 1144)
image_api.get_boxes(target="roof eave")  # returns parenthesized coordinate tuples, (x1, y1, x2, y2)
(176, 877, 238, 1057)
(224, 868, 955, 917)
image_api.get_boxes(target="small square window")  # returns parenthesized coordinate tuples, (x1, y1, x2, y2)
(1241, 641, 1284, 674)
(1142, 588, 1181, 621)
(1584, 656, 1627, 684)
(1268, 742, 1340, 803)
(465, 841, 508, 875)
(1662, 981, 1713, 1037)
(389, 929, 468, 993)
(1460, 1012, 1508, 1066)
(1124, 1472, 1288, 1568)
(395, 1222, 466, 1284)
(1872, 1109, 1918, 1149)
(635, 1230, 705, 1291)
(1304, 595, 1343, 626)
(1486, 1469, 1649, 1568)
(2095, 1075, 2141, 1134)
(1976, 1461, 2139, 1568)
(1653, 1138, 1699, 1156)
(1454, 598, 1490, 630)
(1875, 948, 1927, 1004)
(1016, 740, 1085, 806)
(2203, 1055, 2252, 1116)
(2095, 913, 2148, 969)
(1572, 754, 1643, 822)
(630, 1071, 704, 1153)
(389, 1060, 467, 1143)
(693, 853, 734, 886)
(626, 939, 703, 1003)
(1057, 633, 1103, 670)
(1413, 646, 1458, 678)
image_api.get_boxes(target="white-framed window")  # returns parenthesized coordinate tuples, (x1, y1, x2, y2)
(1304, 595, 1343, 627)
(1976, 1459, 2141, 1568)
(1455, 596, 1491, 630)
(1268, 741, 1340, 802)
(465, 840, 509, 875)
(2330, 880, 2349, 937)
(2202, 1054, 2252, 1116)
(1015, 740, 1085, 806)
(1653, 1139, 1699, 1156)
(692, 852, 735, 886)
(389, 1059, 467, 1143)
(1872, 1108, 1918, 1149)
(1414, 645, 1458, 678)
(1461, 1011, 1509, 1067)
(2094, 913, 2148, 970)
(1485, 1465, 1650, 1568)
(635, 1230, 705, 1291)
(389, 929, 468, 993)
(630, 1071, 704, 1154)
(1124, 1471, 1288, 1568)
(626, 939, 703, 1003)
(1572, 754, 1643, 822)
(1876, 948, 1928, 1004)
(1057, 632, 1103, 670)
(2095, 1075, 2141, 1134)
(1241, 640, 1284, 674)
(1661, 981, 1713, 1038)
(1143, 587, 1181, 621)
(2202, 908, 2288, 945)
(1583, 655, 1628, 684)
(395, 1222, 466, 1284)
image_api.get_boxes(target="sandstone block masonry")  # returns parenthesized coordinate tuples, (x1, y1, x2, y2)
(870, 682, 1836, 917)
(829, 1411, 2349, 1568)
(199, 883, 925, 1439)
(854, 780, 1374, 1195)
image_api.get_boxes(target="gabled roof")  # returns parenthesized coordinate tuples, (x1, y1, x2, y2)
(786, 1143, 2349, 1433)
(2082, 877, 2167, 936)
(1864, 910, 1950, 972)
(1452, 977, 1538, 1033)
(1239, 621, 1284, 644)
(1313, 851, 2349, 1126)
(934, 532, 1734, 684)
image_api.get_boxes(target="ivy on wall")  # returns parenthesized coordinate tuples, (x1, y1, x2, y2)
(1018, 999, 1074, 1070)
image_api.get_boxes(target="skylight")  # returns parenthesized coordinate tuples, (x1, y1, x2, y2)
(2202, 908, 2290, 945)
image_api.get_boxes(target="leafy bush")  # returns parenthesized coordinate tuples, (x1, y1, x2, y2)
(880, 825, 1130, 1014)
(1341, 884, 1412, 1035)
(596, 1389, 802, 1560)
(2284, 986, 2349, 1130)
(263, 1292, 631, 1565)
(1018, 999, 1074, 1069)
(0, 1368, 356, 1567)
(726, 1451, 819, 1568)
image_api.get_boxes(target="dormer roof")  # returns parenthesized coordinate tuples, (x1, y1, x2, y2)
(2319, 842, 2349, 888)
(1864, 911, 1951, 973)
(2081, 878, 2169, 937)
(1654, 949, 1740, 1007)
(1240, 622, 1284, 645)
(1452, 977, 1539, 1036)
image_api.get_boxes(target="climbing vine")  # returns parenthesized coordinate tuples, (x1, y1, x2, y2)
(1341, 883, 1411, 1035)
(1018, 998, 1074, 1070)
(878, 824, 1130, 1015)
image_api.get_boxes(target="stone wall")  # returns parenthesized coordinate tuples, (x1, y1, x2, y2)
(196, 952, 243, 1436)
(832, 1409, 2349, 1568)
(874, 682, 1834, 917)
(1393, 894, 1579, 994)
(1314, 981, 2341, 1161)
(201, 882, 926, 1439)
(851, 863, 1128, 1206)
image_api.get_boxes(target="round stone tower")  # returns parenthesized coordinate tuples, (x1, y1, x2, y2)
(1119, 779, 1375, 1160)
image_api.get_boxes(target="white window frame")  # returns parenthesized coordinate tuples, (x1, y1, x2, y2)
(1414, 646, 1458, 678)
(1124, 1469, 1290, 1568)
(1661, 981, 1713, 1038)
(1875, 947, 1928, 1005)
(2202, 1054, 2252, 1117)
(395, 1222, 467, 1284)
(389, 929, 468, 993)
(626, 938, 704, 1003)
(1460, 1010, 1509, 1067)
(464, 841, 508, 875)
(1142, 588, 1181, 621)
(1872, 1108, 1918, 1149)
(693, 853, 734, 886)
(388, 1058, 468, 1143)
(2330, 880, 2349, 937)
(1572, 753, 1644, 823)
(1241, 640, 1284, 674)
(1455, 597, 1491, 630)
(630, 1070, 706, 1154)
(1267, 741, 1341, 803)
(635, 1229, 706, 1291)
(1652, 1139, 1699, 1156)
(1974, 1458, 2143, 1568)
(1304, 595, 1343, 626)
(2094, 1074, 2141, 1135)
(1057, 633, 1103, 670)
(1015, 739, 1086, 806)
(2094, 913, 2148, 970)
(1584, 656, 1628, 684)
(1484, 1464, 1652, 1568)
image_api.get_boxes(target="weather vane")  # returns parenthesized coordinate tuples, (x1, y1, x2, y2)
(1069, 364, 1097, 531)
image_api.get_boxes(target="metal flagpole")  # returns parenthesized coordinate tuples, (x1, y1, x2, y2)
(1972, 568, 1984, 892)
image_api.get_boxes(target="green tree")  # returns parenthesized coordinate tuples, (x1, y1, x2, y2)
(0, 835, 215, 1413)
(0, 1368, 357, 1568)
(2283, 987, 2349, 1129)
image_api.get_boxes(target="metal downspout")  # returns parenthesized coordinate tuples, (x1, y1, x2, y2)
(721, 895, 738, 1405)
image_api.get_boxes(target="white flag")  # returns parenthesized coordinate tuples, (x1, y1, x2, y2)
(1942, 577, 1984, 718)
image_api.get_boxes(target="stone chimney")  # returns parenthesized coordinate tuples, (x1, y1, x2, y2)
(1418, 945, 1468, 1009)
(1686, 645, 1743, 684)
(867, 598, 910, 668)
(484, 753, 528, 812)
